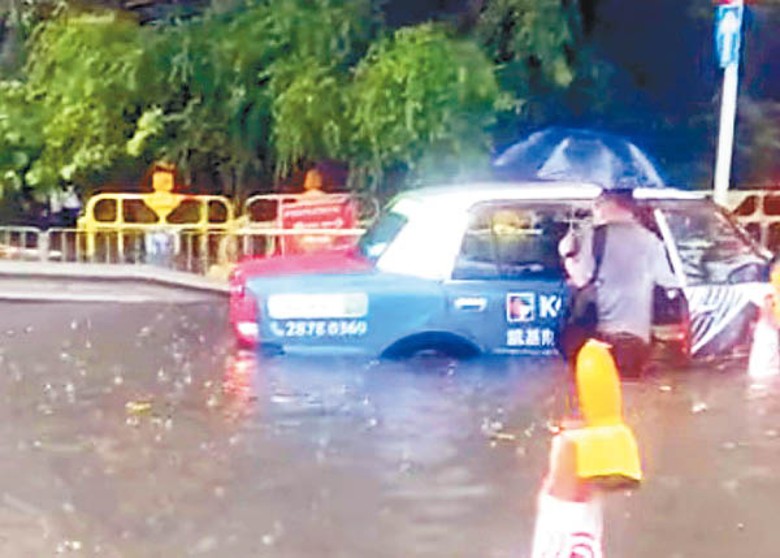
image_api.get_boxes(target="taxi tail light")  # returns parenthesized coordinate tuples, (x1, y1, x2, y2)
(672, 305, 692, 362)
(236, 319, 260, 346)
(671, 302, 691, 358)
(229, 270, 260, 347)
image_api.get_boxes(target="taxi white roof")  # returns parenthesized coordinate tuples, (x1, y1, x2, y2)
(391, 181, 706, 215)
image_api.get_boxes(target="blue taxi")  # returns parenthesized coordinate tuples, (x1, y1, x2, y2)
(229, 182, 768, 359)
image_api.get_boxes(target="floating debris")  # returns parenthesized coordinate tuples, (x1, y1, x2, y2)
(691, 402, 708, 414)
(55, 540, 82, 553)
(125, 400, 152, 415)
(270, 393, 296, 405)
(192, 536, 218, 553)
(490, 431, 517, 442)
(544, 421, 561, 435)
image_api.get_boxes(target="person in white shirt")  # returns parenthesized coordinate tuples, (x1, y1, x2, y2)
(62, 185, 82, 227)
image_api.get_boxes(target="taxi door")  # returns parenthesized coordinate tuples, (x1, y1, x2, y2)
(442, 203, 572, 354)
(443, 277, 567, 354)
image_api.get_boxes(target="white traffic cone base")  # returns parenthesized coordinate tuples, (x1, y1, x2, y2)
(748, 316, 780, 380)
(530, 492, 604, 558)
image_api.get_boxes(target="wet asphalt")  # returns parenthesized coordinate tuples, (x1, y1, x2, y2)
(0, 299, 777, 557)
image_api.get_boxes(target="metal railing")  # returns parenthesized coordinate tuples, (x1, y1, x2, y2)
(0, 226, 48, 261)
(0, 225, 366, 276)
(719, 189, 780, 253)
(241, 192, 379, 228)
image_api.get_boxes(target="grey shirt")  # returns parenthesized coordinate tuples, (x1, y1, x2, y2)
(559, 220, 679, 343)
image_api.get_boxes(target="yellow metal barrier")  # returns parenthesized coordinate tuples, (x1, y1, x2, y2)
(77, 165, 236, 265)
(27, 166, 381, 277)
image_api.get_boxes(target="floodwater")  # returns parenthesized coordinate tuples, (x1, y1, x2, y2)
(0, 300, 778, 557)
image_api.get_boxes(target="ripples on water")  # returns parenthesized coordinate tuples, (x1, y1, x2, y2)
(1, 301, 780, 556)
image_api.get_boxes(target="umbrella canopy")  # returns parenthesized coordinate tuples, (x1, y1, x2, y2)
(492, 127, 666, 189)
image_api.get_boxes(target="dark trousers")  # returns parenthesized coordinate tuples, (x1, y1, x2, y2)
(596, 331, 651, 379)
(560, 324, 650, 379)
(554, 326, 649, 426)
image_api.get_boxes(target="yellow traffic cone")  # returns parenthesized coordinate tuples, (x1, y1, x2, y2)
(566, 339, 643, 490)
(530, 339, 638, 557)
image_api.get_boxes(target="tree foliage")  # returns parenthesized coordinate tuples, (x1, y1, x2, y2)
(350, 23, 507, 189)
(3, 9, 145, 194)
(0, 79, 43, 195)
(130, 0, 378, 195)
(472, 0, 585, 126)
(264, 0, 378, 177)
(0, 0, 609, 201)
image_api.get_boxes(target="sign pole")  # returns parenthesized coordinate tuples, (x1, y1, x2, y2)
(713, 0, 744, 207)
(713, 62, 740, 206)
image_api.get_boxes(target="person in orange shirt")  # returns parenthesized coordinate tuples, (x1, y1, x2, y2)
(301, 168, 327, 198)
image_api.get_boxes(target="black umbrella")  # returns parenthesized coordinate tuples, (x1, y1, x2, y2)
(492, 127, 666, 189)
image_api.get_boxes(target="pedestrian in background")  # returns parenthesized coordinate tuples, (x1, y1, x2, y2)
(47, 188, 64, 228)
(62, 185, 82, 228)
(558, 189, 679, 377)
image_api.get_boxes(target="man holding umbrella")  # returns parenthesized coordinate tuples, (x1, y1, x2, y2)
(558, 187, 679, 377)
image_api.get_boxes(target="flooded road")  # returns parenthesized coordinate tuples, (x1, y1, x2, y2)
(0, 299, 778, 557)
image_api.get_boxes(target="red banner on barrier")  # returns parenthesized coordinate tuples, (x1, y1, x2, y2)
(278, 196, 358, 255)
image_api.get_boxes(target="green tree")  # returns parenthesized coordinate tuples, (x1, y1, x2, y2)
(128, 13, 274, 196)
(0, 79, 43, 196)
(266, 0, 379, 178)
(0, 0, 69, 74)
(471, 0, 584, 128)
(132, 0, 378, 196)
(0, 0, 624, 203)
(271, 60, 352, 178)
(350, 23, 508, 191)
(22, 9, 146, 192)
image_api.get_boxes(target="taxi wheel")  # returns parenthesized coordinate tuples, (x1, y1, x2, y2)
(669, 341, 692, 368)
(382, 333, 481, 360)
(655, 340, 691, 369)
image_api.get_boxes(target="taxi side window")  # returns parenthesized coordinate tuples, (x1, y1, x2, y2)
(452, 204, 573, 280)
(661, 201, 765, 284)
